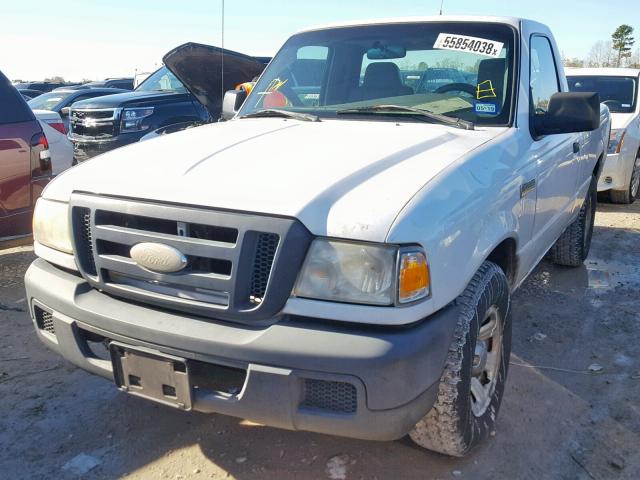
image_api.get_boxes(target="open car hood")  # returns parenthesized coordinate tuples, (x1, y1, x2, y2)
(163, 42, 269, 118)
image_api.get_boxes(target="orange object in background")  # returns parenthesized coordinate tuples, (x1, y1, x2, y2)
(236, 82, 255, 95)
(263, 90, 290, 109)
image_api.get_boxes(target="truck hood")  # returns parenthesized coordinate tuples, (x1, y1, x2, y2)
(71, 90, 191, 109)
(45, 119, 506, 242)
(163, 43, 269, 118)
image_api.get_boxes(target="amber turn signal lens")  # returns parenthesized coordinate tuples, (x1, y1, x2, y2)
(398, 251, 430, 303)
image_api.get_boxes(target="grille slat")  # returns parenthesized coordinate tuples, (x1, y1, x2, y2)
(94, 225, 237, 260)
(96, 211, 238, 244)
(302, 379, 357, 414)
(99, 255, 232, 291)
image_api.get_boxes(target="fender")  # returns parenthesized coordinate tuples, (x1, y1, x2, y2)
(387, 130, 525, 312)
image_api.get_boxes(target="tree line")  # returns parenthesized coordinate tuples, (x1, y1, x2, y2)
(564, 24, 638, 68)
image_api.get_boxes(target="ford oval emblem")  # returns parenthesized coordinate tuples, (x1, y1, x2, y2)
(130, 243, 187, 273)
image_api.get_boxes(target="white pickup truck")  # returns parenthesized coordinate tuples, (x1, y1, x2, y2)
(26, 16, 610, 456)
(567, 68, 640, 203)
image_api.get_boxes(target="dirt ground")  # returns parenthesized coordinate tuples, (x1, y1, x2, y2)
(1, 201, 639, 480)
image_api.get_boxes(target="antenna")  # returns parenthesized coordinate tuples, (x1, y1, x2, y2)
(439, 0, 444, 15)
(221, 0, 225, 107)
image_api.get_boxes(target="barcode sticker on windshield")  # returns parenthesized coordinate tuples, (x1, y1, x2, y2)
(434, 33, 503, 57)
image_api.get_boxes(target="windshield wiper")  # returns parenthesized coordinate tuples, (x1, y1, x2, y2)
(336, 104, 474, 130)
(240, 109, 320, 122)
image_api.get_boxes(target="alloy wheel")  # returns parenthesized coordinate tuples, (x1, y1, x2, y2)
(470, 306, 503, 417)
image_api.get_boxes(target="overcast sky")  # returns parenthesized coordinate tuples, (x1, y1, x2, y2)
(2, 0, 638, 82)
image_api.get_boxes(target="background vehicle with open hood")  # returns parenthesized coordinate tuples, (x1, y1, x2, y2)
(68, 44, 269, 163)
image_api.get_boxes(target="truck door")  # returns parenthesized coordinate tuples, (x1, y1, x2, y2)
(527, 35, 579, 250)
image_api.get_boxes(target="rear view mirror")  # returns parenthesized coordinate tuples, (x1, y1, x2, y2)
(367, 44, 406, 60)
(533, 92, 600, 136)
(221, 89, 247, 121)
(60, 107, 70, 117)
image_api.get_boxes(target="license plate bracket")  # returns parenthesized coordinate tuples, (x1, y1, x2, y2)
(110, 342, 192, 410)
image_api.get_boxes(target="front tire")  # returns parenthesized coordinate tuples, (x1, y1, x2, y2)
(610, 154, 640, 204)
(550, 175, 597, 267)
(409, 261, 512, 457)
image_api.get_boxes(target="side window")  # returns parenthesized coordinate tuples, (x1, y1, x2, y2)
(0, 73, 34, 124)
(530, 36, 559, 116)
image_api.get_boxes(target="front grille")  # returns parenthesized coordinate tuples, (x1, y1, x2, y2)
(34, 306, 55, 335)
(301, 379, 357, 414)
(70, 194, 311, 322)
(70, 108, 117, 138)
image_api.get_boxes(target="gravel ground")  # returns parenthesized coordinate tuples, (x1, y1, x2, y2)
(1, 201, 639, 480)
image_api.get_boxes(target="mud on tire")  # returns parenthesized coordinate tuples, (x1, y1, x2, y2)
(550, 175, 597, 267)
(409, 261, 512, 457)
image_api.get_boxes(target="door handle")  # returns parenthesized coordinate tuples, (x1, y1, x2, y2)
(573, 142, 580, 153)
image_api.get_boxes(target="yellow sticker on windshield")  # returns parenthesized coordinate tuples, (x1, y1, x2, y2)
(476, 80, 497, 99)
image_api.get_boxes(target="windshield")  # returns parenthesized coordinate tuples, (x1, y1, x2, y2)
(239, 22, 516, 125)
(27, 91, 73, 111)
(567, 75, 638, 114)
(136, 66, 187, 93)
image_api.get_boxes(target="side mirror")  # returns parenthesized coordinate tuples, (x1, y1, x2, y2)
(60, 107, 70, 117)
(533, 92, 600, 136)
(221, 89, 247, 121)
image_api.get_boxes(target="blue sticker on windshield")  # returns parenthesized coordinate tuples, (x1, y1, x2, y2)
(475, 102, 498, 115)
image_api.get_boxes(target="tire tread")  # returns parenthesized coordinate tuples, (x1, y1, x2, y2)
(409, 262, 509, 456)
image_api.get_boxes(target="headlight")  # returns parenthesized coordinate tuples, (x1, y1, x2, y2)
(608, 129, 626, 154)
(33, 199, 73, 254)
(293, 239, 430, 306)
(120, 107, 154, 133)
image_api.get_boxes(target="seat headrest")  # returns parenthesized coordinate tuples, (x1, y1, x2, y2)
(363, 62, 403, 89)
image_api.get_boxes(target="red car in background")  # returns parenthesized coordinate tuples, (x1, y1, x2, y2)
(0, 70, 52, 242)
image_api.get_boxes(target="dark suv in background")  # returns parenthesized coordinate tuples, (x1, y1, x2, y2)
(69, 43, 269, 163)
(12, 81, 73, 93)
(1, 71, 52, 241)
(27, 87, 129, 133)
(63, 78, 134, 91)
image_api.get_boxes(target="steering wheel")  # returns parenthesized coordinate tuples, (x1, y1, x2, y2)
(434, 83, 477, 97)
(603, 99, 622, 110)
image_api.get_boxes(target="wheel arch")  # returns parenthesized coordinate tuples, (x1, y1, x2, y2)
(485, 237, 518, 287)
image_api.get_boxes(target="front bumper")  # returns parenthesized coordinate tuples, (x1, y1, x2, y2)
(71, 134, 143, 163)
(25, 258, 457, 441)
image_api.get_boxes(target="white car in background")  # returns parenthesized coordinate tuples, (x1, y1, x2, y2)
(567, 68, 640, 203)
(32, 109, 73, 175)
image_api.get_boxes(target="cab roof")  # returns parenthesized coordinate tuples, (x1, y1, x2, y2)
(296, 15, 531, 34)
